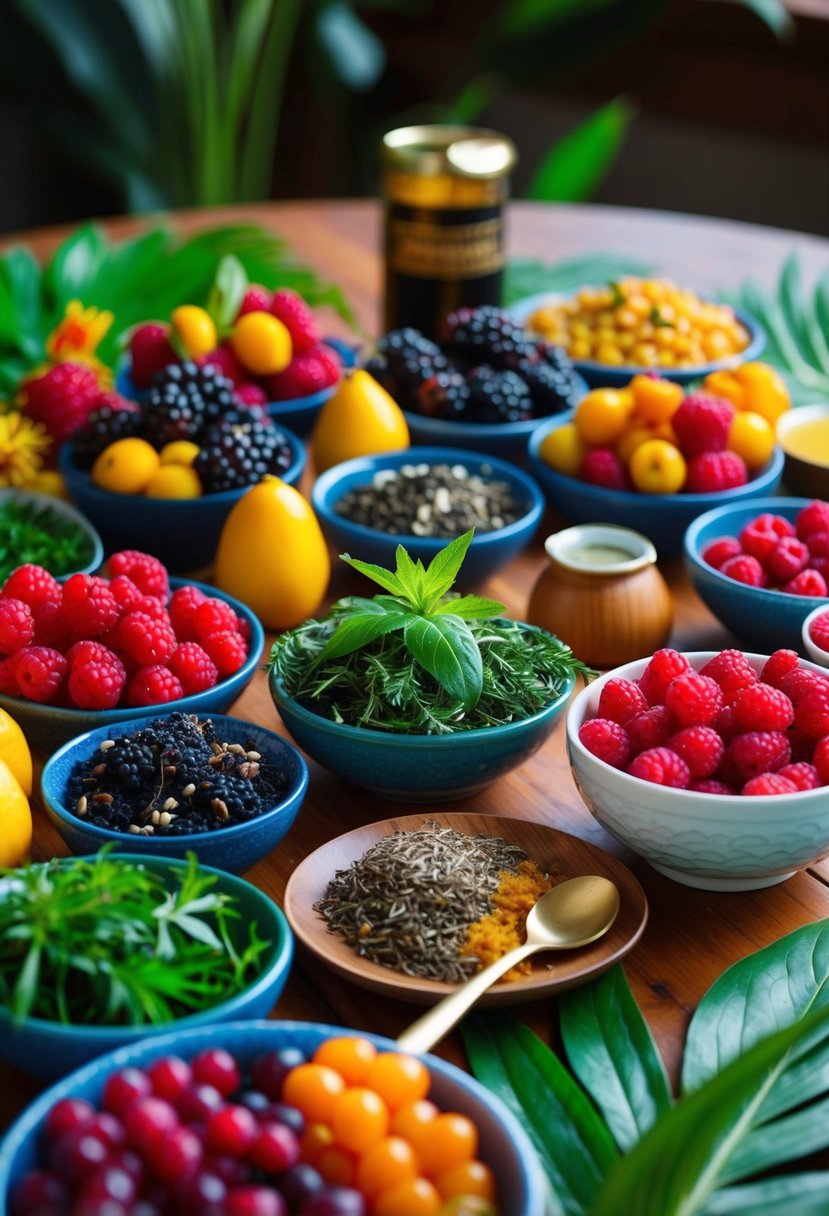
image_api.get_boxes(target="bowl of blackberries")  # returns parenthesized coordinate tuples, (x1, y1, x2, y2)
(366, 306, 588, 461)
(59, 362, 305, 572)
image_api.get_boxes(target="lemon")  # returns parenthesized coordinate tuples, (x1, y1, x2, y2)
(0, 707, 32, 795)
(312, 370, 409, 474)
(231, 312, 293, 376)
(92, 438, 160, 495)
(145, 465, 203, 499)
(0, 757, 32, 868)
(160, 441, 200, 467)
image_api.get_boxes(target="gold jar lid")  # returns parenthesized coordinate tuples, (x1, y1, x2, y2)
(382, 125, 517, 180)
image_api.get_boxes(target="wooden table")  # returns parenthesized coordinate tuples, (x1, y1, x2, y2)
(2, 200, 829, 1132)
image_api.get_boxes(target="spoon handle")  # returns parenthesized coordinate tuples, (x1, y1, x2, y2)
(396, 941, 537, 1056)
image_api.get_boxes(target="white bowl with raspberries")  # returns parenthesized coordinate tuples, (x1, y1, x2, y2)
(566, 647, 829, 891)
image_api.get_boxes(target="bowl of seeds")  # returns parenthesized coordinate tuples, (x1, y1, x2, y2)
(311, 446, 545, 586)
(40, 711, 309, 873)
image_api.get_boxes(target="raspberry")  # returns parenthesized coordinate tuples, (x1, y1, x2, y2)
(699, 650, 758, 700)
(168, 642, 218, 695)
(810, 556, 829, 583)
(777, 762, 820, 791)
(265, 352, 337, 401)
(779, 669, 827, 704)
(638, 649, 691, 706)
(813, 736, 829, 783)
(766, 537, 809, 582)
(702, 537, 742, 569)
(0, 654, 20, 696)
(108, 551, 170, 601)
(809, 610, 829, 652)
(726, 731, 791, 780)
(666, 726, 724, 778)
(314, 343, 343, 386)
(597, 678, 648, 726)
(578, 718, 630, 767)
(627, 705, 672, 754)
(68, 656, 126, 710)
(720, 554, 766, 588)
(685, 451, 748, 493)
(628, 747, 691, 788)
(0, 599, 35, 655)
(672, 392, 734, 458)
(795, 687, 829, 738)
(16, 646, 67, 703)
(109, 575, 144, 615)
(1, 564, 60, 610)
(712, 702, 739, 743)
(66, 639, 113, 671)
(732, 683, 794, 732)
(117, 611, 177, 665)
(796, 500, 829, 540)
(235, 382, 269, 410)
(127, 665, 183, 707)
(201, 630, 248, 677)
(20, 362, 101, 451)
(270, 289, 319, 353)
(664, 671, 723, 727)
(783, 569, 827, 597)
(580, 448, 629, 490)
(201, 345, 244, 386)
(742, 773, 798, 796)
(61, 575, 120, 638)
(689, 779, 735, 795)
(132, 595, 168, 622)
(238, 285, 273, 317)
(761, 650, 800, 688)
(31, 600, 68, 650)
(739, 513, 795, 563)
(194, 597, 239, 642)
(130, 323, 176, 389)
(169, 584, 207, 641)
(807, 531, 829, 559)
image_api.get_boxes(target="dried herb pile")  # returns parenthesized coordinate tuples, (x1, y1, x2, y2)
(0, 498, 94, 583)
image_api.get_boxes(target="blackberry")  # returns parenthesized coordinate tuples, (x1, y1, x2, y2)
(194, 417, 294, 493)
(538, 342, 573, 373)
(416, 370, 471, 422)
(442, 307, 537, 370)
(71, 406, 142, 468)
(102, 738, 157, 794)
(377, 328, 447, 398)
(517, 360, 579, 416)
(466, 368, 534, 424)
(143, 362, 236, 447)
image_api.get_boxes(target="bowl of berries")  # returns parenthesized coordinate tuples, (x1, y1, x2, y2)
(803, 603, 829, 668)
(685, 498, 829, 652)
(0, 1021, 547, 1216)
(366, 307, 587, 463)
(567, 646, 829, 891)
(0, 550, 264, 752)
(528, 374, 785, 556)
(61, 362, 305, 573)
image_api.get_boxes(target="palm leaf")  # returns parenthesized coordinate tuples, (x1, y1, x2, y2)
(527, 97, 635, 202)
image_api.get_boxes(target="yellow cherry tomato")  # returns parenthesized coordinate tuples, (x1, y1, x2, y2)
(573, 389, 631, 446)
(629, 439, 687, 495)
(92, 438, 160, 495)
(538, 423, 586, 477)
(171, 305, 217, 358)
(734, 361, 791, 423)
(159, 440, 200, 467)
(630, 374, 683, 424)
(231, 311, 292, 376)
(144, 465, 202, 499)
(728, 410, 776, 471)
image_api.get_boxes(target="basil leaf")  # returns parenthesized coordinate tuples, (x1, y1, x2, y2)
(340, 553, 406, 597)
(207, 254, 248, 331)
(393, 544, 427, 607)
(463, 1015, 617, 1216)
(703, 1172, 829, 1215)
(431, 595, 506, 620)
(316, 610, 410, 663)
(421, 530, 475, 606)
(404, 614, 482, 709)
(560, 966, 671, 1152)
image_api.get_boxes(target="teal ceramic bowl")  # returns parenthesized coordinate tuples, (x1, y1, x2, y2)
(0, 856, 293, 1081)
(269, 628, 577, 800)
(0, 489, 103, 580)
(528, 414, 785, 558)
(684, 497, 829, 651)
(41, 712, 308, 872)
(0, 1020, 546, 1216)
(0, 578, 264, 753)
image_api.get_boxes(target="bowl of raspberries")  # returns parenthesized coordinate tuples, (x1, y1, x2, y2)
(685, 498, 829, 651)
(567, 646, 829, 891)
(365, 306, 587, 462)
(60, 362, 305, 572)
(0, 550, 264, 751)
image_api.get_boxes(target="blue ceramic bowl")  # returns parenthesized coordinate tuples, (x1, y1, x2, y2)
(0, 578, 264, 753)
(528, 415, 785, 558)
(685, 497, 829, 651)
(511, 294, 765, 387)
(312, 446, 545, 586)
(41, 712, 308, 872)
(269, 632, 576, 800)
(0, 855, 292, 1080)
(0, 488, 103, 579)
(0, 1020, 547, 1216)
(58, 427, 305, 574)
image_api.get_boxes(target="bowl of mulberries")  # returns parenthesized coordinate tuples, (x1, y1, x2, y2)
(59, 362, 305, 572)
(41, 710, 309, 872)
(365, 306, 587, 461)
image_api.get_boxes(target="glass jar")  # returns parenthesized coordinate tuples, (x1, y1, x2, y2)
(381, 125, 517, 338)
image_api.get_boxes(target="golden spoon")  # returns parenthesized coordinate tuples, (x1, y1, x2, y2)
(397, 875, 621, 1056)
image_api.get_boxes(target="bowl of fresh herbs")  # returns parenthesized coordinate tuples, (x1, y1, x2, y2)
(268, 530, 591, 800)
(0, 489, 103, 585)
(0, 851, 293, 1080)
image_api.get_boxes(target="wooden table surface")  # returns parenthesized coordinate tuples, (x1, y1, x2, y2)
(3, 199, 829, 1134)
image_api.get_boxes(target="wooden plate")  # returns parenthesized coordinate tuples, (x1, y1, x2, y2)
(284, 812, 648, 1006)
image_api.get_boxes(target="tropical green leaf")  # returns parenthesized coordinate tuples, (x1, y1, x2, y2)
(316, 610, 411, 663)
(703, 1171, 829, 1215)
(500, 0, 619, 37)
(42, 224, 108, 313)
(527, 98, 635, 202)
(403, 614, 483, 708)
(503, 253, 654, 306)
(207, 255, 249, 332)
(560, 965, 672, 1152)
(420, 529, 475, 607)
(393, 545, 428, 607)
(340, 553, 407, 597)
(431, 595, 505, 620)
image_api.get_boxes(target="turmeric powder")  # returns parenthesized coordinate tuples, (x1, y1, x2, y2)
(459, 860, 552, 981)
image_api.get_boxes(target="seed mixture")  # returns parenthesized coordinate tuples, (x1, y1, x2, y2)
(334, 461, 523, 537)
(315, 824, 546, 983)
(66, 712, 287, 835)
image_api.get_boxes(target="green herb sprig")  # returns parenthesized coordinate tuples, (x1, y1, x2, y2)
(0, 852, 269, 1027)
(0, 498, 93, 584)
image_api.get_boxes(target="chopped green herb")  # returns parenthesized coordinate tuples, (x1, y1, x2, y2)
(649, 306, 674, 329)
(0, 498, 94, 583)
(608, 280, 627, 309)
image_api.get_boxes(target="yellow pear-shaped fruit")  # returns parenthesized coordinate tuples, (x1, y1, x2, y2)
(312, 369, 409, 473)
(214, 477, 330, 631)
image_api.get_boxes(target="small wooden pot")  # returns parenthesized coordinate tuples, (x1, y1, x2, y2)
(527, 524, 673, 669)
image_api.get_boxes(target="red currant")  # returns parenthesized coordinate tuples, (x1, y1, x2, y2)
(206, 1104, 259, 1157)
(250, 1047, 306, 1099)
(103, 1068, 152, 1115)
(224, 1185, 287, 1216)
(45, 1098, 94, 1140)
(192, 1048, 241, 1097)
(248, 1121, 301, 1172)
(149, 1124, 204, 1181)
(148, 1055, 193, 1103)
(123, 1097, 179, 1154)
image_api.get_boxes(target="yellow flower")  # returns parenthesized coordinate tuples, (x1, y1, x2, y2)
(46, 300, 114, 369)
(0, 412, 50, 487)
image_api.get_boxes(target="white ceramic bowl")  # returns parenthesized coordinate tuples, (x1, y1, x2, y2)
(802, 603, 829, 667)
(566, 651, 829, 892)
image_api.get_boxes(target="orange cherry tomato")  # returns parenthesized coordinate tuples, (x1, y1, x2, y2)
(313, 1036, 377, 1086)
(283, 1064, 345, 1124)
(330, 1087, 389, 1153)
(316, 1145, 357, 1186)
(435, 1159, 497, 1201)
(356, 1136, 419, 1198)
(390, 1099, 439, 1154)
(417, 1113, 478, 1176)
(300, 1122, 334, 1165)
(375, 1176, 442, 1216)
(365, 1052, 430, 1112)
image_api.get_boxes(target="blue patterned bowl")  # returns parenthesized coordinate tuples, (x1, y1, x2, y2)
(0, 856, 293, 1080)
(40, 712, 308, 872)
(0, 1020, 546, 1216)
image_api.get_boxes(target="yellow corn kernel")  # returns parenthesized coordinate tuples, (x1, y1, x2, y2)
(595, 344, 626, 366)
